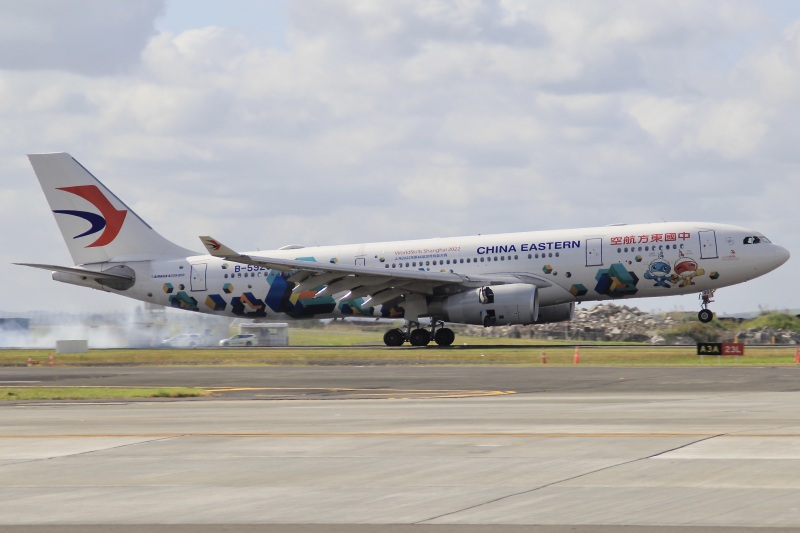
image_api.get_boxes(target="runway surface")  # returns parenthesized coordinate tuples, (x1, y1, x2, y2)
(2, 366, 800, 532)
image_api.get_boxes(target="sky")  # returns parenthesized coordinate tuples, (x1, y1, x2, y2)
(2, 0, 799, 317)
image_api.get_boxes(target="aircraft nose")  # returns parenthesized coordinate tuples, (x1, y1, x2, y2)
(774, 245, 791, 267)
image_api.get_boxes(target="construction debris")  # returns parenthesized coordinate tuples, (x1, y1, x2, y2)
(460, 303, 799, 345)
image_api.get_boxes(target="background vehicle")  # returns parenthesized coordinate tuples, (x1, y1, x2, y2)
(161, 333, 205, 348)
(219, 334, 257, 347)
(239, 323, 289, 346)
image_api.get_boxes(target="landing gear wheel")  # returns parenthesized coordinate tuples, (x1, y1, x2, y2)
(698, 309, 713, 323)
(409, 328, 431, 347)
(383, 328, 405, 347)
(434, 327, 455, 346)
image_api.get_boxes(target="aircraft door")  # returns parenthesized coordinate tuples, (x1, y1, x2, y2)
(699, 230, 718, 259)
(190, 263, 207, 291)
(586, 238, 603, 266)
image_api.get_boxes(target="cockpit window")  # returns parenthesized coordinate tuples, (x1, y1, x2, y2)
(743, 235, 772, 244)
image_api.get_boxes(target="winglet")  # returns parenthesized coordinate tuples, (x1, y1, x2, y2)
(199, 236, 244, 259)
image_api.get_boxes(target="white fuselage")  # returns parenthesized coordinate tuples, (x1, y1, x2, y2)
(95, 222, 788, 321)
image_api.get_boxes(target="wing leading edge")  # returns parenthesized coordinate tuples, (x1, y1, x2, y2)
(198, 236, 552, 306)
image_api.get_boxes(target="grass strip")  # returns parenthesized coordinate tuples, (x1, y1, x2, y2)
(0, 345, 797, 366)
(0, 387, 209, 401)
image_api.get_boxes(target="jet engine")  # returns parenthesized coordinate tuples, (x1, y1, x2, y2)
(535, 302, 575, 324)
(438, 284, 539, 327)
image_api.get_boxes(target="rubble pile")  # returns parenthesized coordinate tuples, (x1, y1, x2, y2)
(462, 304, 677, 343)
(460, 304, 800, 344)
(733, 328, 800, 345)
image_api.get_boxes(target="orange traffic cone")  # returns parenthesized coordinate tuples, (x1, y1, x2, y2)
(541, 350, 547, 365)
(573, 346, 580, 364)
(794, 346, 800, 364)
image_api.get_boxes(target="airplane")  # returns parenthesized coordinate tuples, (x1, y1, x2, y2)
(18, 153, 790, 346)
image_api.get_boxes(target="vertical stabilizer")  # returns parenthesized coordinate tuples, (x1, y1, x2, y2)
(28, 153, 197, 265)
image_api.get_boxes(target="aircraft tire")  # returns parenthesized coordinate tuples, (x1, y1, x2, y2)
(434, 328, 455, 346)
(409, 328, 431, 347)
(698, 309, 713, 323)
(383, 328, 405, 347)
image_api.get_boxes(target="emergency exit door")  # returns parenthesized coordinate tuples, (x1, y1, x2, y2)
(190, 263, 207, 291)
(699, 230, 718, 259)
(586, 238, 603, 266)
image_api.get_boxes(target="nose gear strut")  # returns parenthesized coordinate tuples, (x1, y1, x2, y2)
(698, 289, 715, 323)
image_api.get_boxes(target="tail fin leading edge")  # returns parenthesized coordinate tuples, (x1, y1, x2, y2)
(28, 153, 196, 265)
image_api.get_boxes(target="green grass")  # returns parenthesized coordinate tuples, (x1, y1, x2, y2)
(289, 327, 380, 346)
(0, 387, 209, 401)
(1, 344, 797, 367)
(2, 324, 797, 367)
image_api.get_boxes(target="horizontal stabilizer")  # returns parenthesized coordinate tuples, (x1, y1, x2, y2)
(15, 263, 134, 281)
(16, 262, 136, 291)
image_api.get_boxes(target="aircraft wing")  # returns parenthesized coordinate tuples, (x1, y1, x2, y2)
(199, 236, 552, 305)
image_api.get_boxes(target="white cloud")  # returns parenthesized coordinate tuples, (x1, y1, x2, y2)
(2, 0, 799, 315)
(0, 0, 165, 74)
(628, 97, 768, 158)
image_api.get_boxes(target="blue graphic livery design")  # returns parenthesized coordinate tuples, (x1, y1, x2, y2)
(643, 253, 673, 288)
(169, 291, 198, 311)
(53, 210, 106, 239)
(265, 271, 337, 318)
(339, 300, 373, 316)
(594, 263, 639, 297)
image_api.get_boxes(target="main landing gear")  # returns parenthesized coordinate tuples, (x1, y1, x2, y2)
(383, 320, 455, 347)
(698, 289, 715, 323)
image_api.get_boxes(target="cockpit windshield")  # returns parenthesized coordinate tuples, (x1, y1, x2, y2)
(743, 235, 772, 244)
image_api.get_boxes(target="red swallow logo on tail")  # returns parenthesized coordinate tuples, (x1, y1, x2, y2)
(53, 185, 127, 247)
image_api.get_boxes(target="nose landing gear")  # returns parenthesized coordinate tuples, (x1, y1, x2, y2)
(383, 320, 455, 347)
(698, 290, 715, 323)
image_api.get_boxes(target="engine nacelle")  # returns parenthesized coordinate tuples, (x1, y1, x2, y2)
(440, 284, 539, 327)
(535, 302, 575, 324)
